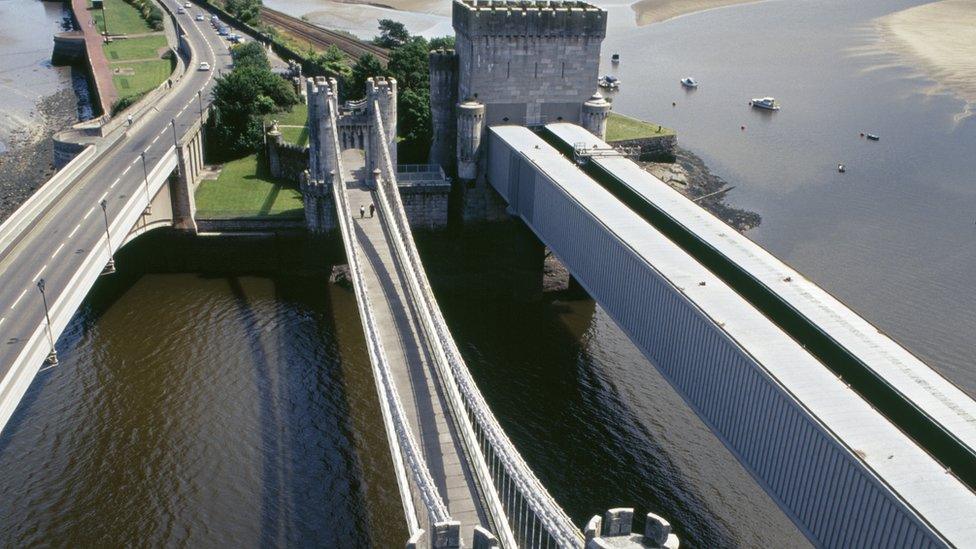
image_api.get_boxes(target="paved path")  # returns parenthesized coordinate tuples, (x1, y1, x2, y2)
(340, 149, 487, 543)
(69, 0, 118, 114)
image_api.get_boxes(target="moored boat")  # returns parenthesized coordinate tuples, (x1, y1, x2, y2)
(681, 77, 699, 88)
(750, 97, 780, 110)
(598, 75, 620, 90)
(866, 133, 880, 141)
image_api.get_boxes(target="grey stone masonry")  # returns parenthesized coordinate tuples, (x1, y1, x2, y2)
(429, 49, 459, 170)
(453, 0, 607, 126)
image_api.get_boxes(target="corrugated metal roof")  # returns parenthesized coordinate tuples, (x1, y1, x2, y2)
(546, 122, 976, 452)
(491, 125, 976, 544)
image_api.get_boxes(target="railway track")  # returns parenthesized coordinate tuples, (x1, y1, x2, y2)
(260, 7, 389, 64)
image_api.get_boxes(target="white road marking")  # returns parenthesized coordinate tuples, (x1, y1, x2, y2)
(151, 134, 160, 145)
(51, 243, 65, 258)
(83, 207, 94, 220)
(10, 289, 27, 310)
(0, 318, 5, 328)
(32, 265, 47, 282)
(98, 193, 107, 203)
(69, 224, 80, 237)
(109, 178, 119, 189)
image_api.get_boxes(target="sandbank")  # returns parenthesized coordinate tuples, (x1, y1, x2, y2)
(630, 0, 764, 26)
(875, 0, 976, 115)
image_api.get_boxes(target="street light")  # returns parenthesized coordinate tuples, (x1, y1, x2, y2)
(198, 89, 204, 123)
(141, 151, 152, 215)
(37, 279, 58, 366)
(100, 199, 116, 275)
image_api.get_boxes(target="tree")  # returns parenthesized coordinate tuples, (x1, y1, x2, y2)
(226, 0, 261, 25)
(348, 53, 384, 98)
(387, 36, 430, 91)
(307, 45, 350, 80)
(209, 64, 298, 158)
(397, 88, 431, 163)
(428, 35, 455, 51)
(375, 19, 410, 49)
(232, 41, 270, 71)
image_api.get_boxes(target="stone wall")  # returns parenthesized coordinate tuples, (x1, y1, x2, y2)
(453, 0, 606, 126)
(609, 134, 677, 160)
(267, 133, 309, 182)
(400, 184, 451, 229)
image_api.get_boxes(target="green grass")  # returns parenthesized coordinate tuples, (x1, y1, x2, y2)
(605, 112, 675, 142)
(268, 103, 308, 127)
(194, 154, 304, 218)
(279, 126, 308, 147)
(103, 35, 168, 61)
(90, 0, 154, 35)
(111, 58, 173, 100)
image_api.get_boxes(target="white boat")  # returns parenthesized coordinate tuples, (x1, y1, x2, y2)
(681, 77, 699, 88)
(598, 75, 620, 90)
(750, 97, 780, 110)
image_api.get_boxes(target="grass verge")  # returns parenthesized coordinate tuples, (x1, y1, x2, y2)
(104, 35, 169, 61)
(90, 0, 154, 35)
(111, 57, 173, 101)
(606, 112, 675, 142)
(195, 154, 304, 218)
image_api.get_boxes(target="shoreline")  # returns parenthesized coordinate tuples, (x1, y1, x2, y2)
(630, 0, 768, 26)
(873, 0, 976, 118)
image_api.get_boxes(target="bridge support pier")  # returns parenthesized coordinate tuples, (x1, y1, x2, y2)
(584, 508, 680, 548)
(171, 143, 198, 232)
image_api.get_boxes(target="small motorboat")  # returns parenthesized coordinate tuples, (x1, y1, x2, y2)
(598, 75, 620, 90)
(750, 97, 780, 110)
(866, 133, 880, 141)
(611, 53, 620, 64)
(838, 164, 846, 173)
(681, 77, 699, 88)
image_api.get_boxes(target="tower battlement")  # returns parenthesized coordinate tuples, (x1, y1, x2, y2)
(453, 0, 606, 38)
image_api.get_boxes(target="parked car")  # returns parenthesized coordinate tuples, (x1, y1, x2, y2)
(218, 26, 230, 36)
(184, 2, 191, 7)
(198, 62, 210, 71)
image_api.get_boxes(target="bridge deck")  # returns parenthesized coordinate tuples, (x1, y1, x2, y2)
(340, 149, 486, 543)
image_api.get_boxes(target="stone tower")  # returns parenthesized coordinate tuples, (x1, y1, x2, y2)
(307, 76, 340, 181)
(581, 91, 612, 140)
(456, 99, 485, 181)
(366, 76, 398, 176)
(428, 49, 459, 170)
(453, 0, 607, 127)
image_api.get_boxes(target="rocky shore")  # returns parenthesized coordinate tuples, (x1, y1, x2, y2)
(0, 89, 80, 224)
(640, 146, 761, 233)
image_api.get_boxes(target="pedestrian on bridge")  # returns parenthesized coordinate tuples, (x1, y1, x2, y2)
(369, 204, 375, 217)
(359, 205, 365, 218)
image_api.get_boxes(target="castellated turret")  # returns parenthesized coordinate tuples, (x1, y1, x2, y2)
(306, 76, 340, 181)
(581, 92, 611, 140)
(456, 99, 485, 181)
(428, 49, 459, 170)
(366, 76, 398, 174)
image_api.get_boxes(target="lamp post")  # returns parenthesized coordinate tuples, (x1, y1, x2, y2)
(141, 151, 152, 215)
(171, 118, 182, 178)
(198, 89, 204, 123)
(37, 279, 58, 366)
(100, 199, 116, 275)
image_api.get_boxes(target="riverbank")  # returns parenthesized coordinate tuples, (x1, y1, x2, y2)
(874, 0, 976, 118)
(630, 0, 766, 26)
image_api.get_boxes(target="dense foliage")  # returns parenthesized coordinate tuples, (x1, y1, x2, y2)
(374, 19, 410, 49)
(122, 0, 164, 31)
(209, 44, 298, 159)
(225, 0, 262, 25)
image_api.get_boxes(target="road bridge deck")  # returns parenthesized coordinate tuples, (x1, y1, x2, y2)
(340, 149, 487, 544)
(487, 125, 976, 547)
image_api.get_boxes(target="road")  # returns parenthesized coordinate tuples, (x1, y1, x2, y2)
(0, 0, 230, 423)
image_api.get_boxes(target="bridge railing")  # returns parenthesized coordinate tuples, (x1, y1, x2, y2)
(324, 112, 456, 543)
(371, 105, 585, 548)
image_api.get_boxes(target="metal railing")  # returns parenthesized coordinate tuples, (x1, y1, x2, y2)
(371, 104, 586, 548)
(324, 110, 453, 541)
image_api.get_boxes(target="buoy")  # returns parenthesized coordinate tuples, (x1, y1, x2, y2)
(838, 164, 846, 173)
(740, 125, 746, 130)
(672, 102, 676, 107)
(860, 132, 864, 137)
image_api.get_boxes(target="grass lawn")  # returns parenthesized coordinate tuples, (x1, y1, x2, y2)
(195, 154, 304, 218)
(104, 35, 169, 61)
(112, 58, 173, 101)
(90, 0, 154, 35)
(269, 103, 308, 127)
(279, 126, 308, 147)
(605, 112, 675, 142)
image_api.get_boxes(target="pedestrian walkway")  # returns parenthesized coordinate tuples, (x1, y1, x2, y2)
(339, 148, 488, 544)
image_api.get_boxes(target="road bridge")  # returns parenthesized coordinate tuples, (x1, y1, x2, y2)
(486, 124, 976, 548)
(0, 0, 228, 432)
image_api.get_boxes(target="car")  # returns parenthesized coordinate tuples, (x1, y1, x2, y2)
(184, 2, 191, 7)
(198, 62, 210, 71)
(176, 6, 184, 13)
(218, 26, 230, 36)
(195, 13, 204, 21)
